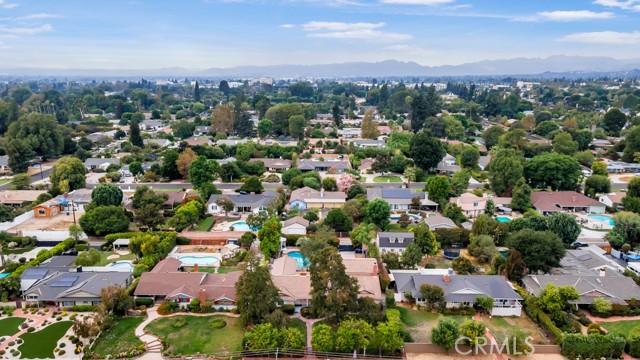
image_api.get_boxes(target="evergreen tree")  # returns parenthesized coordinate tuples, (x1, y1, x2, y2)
(236, 255, 281, 325)
(194, 81, 201, 102)
(129, 119, 144, 147)
(332, 102, 342, 127)
(310, 246, 359, 321)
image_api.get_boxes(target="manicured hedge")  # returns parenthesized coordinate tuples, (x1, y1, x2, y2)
(561, 333, 625, 359)
(135, 298, 154, 307)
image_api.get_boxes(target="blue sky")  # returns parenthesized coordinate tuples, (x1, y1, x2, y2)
(0, 0, 639, 69)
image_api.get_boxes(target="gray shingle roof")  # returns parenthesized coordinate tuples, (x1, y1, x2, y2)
(207, 192, 277, 209)
(522, 274, 640, 305)
(377, 232, 415, 249)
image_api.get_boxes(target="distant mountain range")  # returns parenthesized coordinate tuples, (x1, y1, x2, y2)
(2, 55, 640, 78)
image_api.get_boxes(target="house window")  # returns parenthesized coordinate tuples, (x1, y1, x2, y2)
(390, 238, 396, 243)
(62, 301, 75, 307)
(38, 209, 46, 215)
(26, 295, 38, 300)
(398, 238, 404, 243)
(473, 202, 478, 207)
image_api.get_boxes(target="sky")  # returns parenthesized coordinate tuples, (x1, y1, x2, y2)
(0, 0, 640, 69)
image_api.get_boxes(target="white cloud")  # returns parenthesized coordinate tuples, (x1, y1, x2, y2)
(280, 24, 296, 29)
(380, 0, 454, 5)
(515, 10, 615, 22)
(300, 21, 411, 42)
(559, 30, 640, 44)
(17, 13, 61, 20)
(0, 24, 53, 35)
(0, 0, 18, 9)
(593, 0, 640, 11)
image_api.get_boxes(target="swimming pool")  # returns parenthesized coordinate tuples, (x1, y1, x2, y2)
(496, 216, 511, 223)
(588, 214, 615, 226)
(178, 256, 220, 267)
(231, 221, 258, 231)
(0, 273, 9, 279)
(389, 214, 421, 221)
(108, 261, 134, 270)
(287, 251, 310, 268)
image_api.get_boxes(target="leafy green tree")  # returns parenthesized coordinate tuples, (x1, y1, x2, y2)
(534, 121, 560, 137)
(508, 229, 565, 273)
(491, 253, 507, 275)
(75, 248, 101, 266)
(484, 199, 495, 216)
(50, 157, 87, 193)
(335, 318, 374, 352)
(259, 217, 282, 258)
(547, 212, 581, 247)
(458, 319, 486, 346)
(553, 132, 578, 155)
(257, 119, 273, 139)
(265, 103, 304, 135)
(133, 188, 168, 230)
(482, 126, 505, 150)
(584, 175, 611, 198)
(0, 204, 14, 223)
(506, 250, 526, 282)
(602, 108, 627, 136)
(451, 170, 471, 196)
(288, 115, 306, 140)
(431, 318, 459, 353)
(324, 208, 353, 232)
(460, 147, 480, 169)
(524, 152, 582, 190)
(240, 176, 264, 194)
(425, 176, 450, 205)
(91, 184, 123, 207)
(310, 246, 359, 321)
(409, 130, 445, 172)
(100, 285, 133, 316)
(189, 156, 219, 193)
(591, 161, 608, 176)
(539, 283, 579, 324)
(375, 319, 404, 355)
(443, 203, 466, 225)
(413, 223, 439, 256)
(510, 178, 532, 212)
(160, 150, 181, 180)
(7, 113, 64, 157)
(321, 177, 337, 191)
(366, 199, 391, 230)
(10, 173, 31, 190)
(401, 242, 423, 268)
(468, 235, 496, 263)
(280, 327, 306, 350)
(607, 211, 640, 247)
(244, 323, 279, 350)
(488, 148, 524, 196)
(79, 205, 130, 236)
(238, 232, 257, 248)
(236, 255, 281, 325)
(420, 284, 444, 309)
(6, 139, 35, 174)
(452, 256, 477, 274)
(129, 119, 144, 147)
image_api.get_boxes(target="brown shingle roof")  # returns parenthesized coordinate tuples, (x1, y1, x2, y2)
(531, 191, 602, 212)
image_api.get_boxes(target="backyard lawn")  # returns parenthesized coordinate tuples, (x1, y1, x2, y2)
(0, 317, 25, 337)
(373, 175, 402, 183)
(485, 315, 550, 345)
(18, 321, 72, 359)
(146, 315, 244, 355)
(602, 319, 640, 337)
(95, 251, 137, 266)
(91, 317, 144, 357)
(196, 217, 215, 231)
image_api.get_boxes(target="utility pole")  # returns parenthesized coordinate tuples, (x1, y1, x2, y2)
(71, 201, 76, 225)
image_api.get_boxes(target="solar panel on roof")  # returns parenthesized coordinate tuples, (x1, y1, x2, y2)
(22, 268, 49, 279)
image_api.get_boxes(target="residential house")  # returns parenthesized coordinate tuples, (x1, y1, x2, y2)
(134, 258, 240, 309)
(0, 155, 10, 174)
(358, 158, 375, 174)
(216, 157, 237, 166)
(531, 191, 606, 215)
(289, 187, 346, 210)
(83, 158, 120, 171)
(366, 188, 438, 211)
(391, 269, 523, 316)
(180, 231, 248, 246)
(478, 156, 491, 171)
(436, 154, 461, 175)
(353, 139, 385, 148)
(140, 120, 164, 131)
(184, 137, 213, 147)
(194, 126, 211, 136)
(337, 128, 361, 138)
(553, 248, 625, 276)
(21, 256, 133, 307)
(449, 193, 486, 218)
(254, 158, 292, 171)
(216, 139, 249, 146)
(0, 190, 47, 207)
(206, 192, 277, 214)
(143, 138, 171, 148)
(271, 257, 382, 311)
(522, 274, 640, 306)
(376, 232, 415, 254)
(282, 216, 309, 235)
(296, 159, 351, 173)
(424, 214, 457, 230)
(164, 191, 187, 209)
(598, 192, 625, 209)
(33, 198, 64, 218)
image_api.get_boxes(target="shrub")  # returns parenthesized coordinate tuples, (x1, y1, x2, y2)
(135, 297, 154, 307)
(74, 243, 88, 251)
(281, 304, 295, 315)
(629, 325, 640, 358)
(172, 317, 187, 328)
(210, 319, 227, 329)
(8, 341, 15, 346)
(0, 350, 5, 355)
(59, 350, 66, 355)
(438, 307, 476, 316)
(157, 301, 178, 315)
(59, 343, 66, 348)
(561, 333, 625, 359)
(26, 327, 35, 332)
(68, 305, 95, 312)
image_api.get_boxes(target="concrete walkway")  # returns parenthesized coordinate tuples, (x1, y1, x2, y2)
(0, 307, 54, 352)
(290, 313, 324, 352)
(474, 313, 503, 360)
(584, 311, 640, 323)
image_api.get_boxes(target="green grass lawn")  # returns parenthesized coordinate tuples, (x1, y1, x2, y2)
(91, 317, 144, 357)
(217, 266, 243, 274)
(398, 307, 439, 327)
(195, 217, 215, 231)
(18, 321, 72, 359)
(602, 320, 640, 337)
(146, 315, 244, 355)
(385, 224, 418, 232)
(373, 175, 402, 183)
(0, 317, 25, 337)
(0, 179, 11, 186)
(290, 318, 307, 338)
(95, 251, 137, 266)
(3, 246, 35, 255)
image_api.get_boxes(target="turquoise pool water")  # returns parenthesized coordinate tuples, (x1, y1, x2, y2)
(588, 214, 615, 226)
(178, 256, 220, 266)
(0, 273, 9, 278)
(231, 221, 258, 231)
(390, 214, 421, 221)
(496, 216, 511, 223)
(109, 261, 134, 270)
(287, 251, 310, 268)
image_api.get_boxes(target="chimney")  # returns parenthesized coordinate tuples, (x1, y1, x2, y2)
(443, 274, 451, 284)
(198, 288, 207, 304)
(373, 262, 379, 276)
(447, 267, 454, 276)
(599, 268, 606, 277)
(193, 263, 199, 272)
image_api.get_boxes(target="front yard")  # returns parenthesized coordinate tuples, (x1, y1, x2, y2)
(601, 319, 640, 337)
(17, 321, 72, 359)
(91, 317, 145, 358)
(373, 175, 403, 183)
(145, 315, 244, 355)
(0, 317, 24, 337)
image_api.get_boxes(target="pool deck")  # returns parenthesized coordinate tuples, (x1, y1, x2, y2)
(576, 213, 614, 230)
